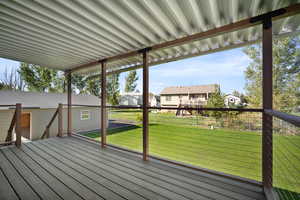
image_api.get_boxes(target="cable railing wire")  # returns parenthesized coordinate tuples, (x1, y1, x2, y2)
(74, 105, 299, 195)
(103, 108, 263, 181)
(266, 112, 300, 200)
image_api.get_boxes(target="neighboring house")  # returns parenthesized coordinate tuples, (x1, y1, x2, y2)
(160, 84, 219, 108)
(224, 94, 242, 107)
(119, 92, 142, 106)
(119, 92, 158, 107)
(0, 91, 101, 141)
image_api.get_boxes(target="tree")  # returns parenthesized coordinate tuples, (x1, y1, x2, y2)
(18, 63, 93, 94)
(107, 73, 120, 105)
(243, 36, 300, 112)
(86, 78, 100, 97)
(205, 86, 225, 119)
(0, 67, 25, 91)
(71, 74, 86, 94)
(292, 73, 300, 108)
(124, 70, 138, 92)
(0, 82, 5, 90)
(18, 63, 61, 92)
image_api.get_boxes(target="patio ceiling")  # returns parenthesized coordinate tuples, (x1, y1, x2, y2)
(0, 0, 300, 75)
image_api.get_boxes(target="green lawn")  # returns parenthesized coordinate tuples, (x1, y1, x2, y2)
(108, 109, 262, 131)
(86, 123, 263, 179)
(85, 110, 300, 199)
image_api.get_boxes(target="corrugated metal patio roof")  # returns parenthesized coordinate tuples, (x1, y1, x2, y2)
(0, 0, 300, 75)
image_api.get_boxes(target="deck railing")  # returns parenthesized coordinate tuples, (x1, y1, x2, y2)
(0, 104, 22, 147)
(104, 106, 263, 183)
(264, 109, 300, 200)
(45, 104, 299, 200)
(41, 103, 63, 139)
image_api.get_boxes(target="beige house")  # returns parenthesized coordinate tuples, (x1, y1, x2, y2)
(160, 84, 219, 108)
(0, 91, 101, 141)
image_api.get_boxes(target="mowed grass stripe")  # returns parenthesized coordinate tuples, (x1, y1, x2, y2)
(86, 125, 262, 180)
(84, 120, 299, 196)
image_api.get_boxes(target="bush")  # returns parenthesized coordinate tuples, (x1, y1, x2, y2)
(136, 113, 143, 123)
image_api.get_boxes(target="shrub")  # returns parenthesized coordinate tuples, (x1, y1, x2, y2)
(136, 113, 143, 123)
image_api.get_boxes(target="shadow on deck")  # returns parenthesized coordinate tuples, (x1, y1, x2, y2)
(0, 137, 266, 200)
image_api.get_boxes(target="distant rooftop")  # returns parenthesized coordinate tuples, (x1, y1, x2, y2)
(160, 84, 219, 95)
(0, 90, 99, 109)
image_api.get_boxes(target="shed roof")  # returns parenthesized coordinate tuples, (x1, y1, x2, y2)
(0, 1, 300, 75)
(160, 84, 218, 95)
(0, 91, 99, 109)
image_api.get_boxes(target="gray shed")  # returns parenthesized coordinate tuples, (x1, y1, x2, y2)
(0, 91, 101, 141)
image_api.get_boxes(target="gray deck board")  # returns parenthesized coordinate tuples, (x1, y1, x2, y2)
(42, 138, 239, 200)
(39, 139, 187, 200)
(21, 144, 103, 200)
(2, 148, 62, 200)
(63, 137, 265, 200)
(0, 163, 18, 200)
(0, 151, 40, 200)
(30, 141, 162, 200)
(23, 144, 106, 200)
(0, 137, 266, 200)
(27, 142, 139, 200)
(35, 141, 168, 200)
(10, 147, 82, 200)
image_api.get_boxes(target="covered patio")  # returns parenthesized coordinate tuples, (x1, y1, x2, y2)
(1, 1, 300, 199)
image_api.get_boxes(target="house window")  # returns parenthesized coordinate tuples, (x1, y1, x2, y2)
(166, 96, 172, 101)
(80, 110, 90, 120)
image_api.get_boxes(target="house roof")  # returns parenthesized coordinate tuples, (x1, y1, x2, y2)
(120, 92, 142, 96)
(160, 84, 218, 95)
(0, 90, 99, 109)
(0, 1, 299, 75)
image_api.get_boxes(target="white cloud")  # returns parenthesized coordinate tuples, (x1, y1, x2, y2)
(150, 51, 250, 79)
(123, 48, 251, 94)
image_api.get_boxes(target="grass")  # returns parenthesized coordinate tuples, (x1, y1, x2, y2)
(85, 123, 263, 179)
(85, 110, 300, 199)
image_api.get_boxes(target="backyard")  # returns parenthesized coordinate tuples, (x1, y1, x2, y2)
(83, 109, 300, 200)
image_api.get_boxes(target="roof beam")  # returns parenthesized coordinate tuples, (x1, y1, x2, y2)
(69, 3, 300, 73)
(85, 28, 300, 80)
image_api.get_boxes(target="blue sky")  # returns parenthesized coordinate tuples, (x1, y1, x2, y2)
(1, 47, 251, 94)
(119, 47, 250, 94)
(0, 58, 20, 74)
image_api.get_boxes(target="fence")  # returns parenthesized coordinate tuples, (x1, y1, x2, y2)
(270, 113, 300, 200)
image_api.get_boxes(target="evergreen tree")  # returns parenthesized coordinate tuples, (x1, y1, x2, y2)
(243, 36, 300, 112)
(205, 86, 225, 119)
(107, 73, 120, 105)
(86, 78, 100, 97)
(125, 70, 138, 92)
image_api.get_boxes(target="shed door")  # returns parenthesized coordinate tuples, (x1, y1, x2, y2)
(21, 113, 30, 139)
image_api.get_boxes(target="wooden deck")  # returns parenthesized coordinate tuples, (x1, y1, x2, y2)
(0, 137, 266, 200)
